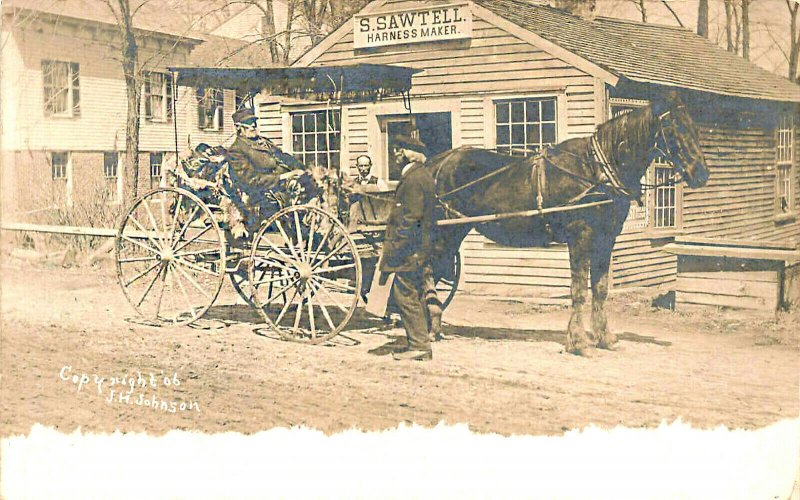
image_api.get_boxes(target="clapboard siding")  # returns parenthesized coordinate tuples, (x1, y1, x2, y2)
(675, 271, 779, 312)
(460, 231, 571, 296)
(610, 233, 677, 288)
(257, 100, 284, 146)
(683, 123, 800, 243)
(308, 13, 593, 100)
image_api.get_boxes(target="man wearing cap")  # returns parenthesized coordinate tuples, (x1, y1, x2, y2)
(226, 108, 305, 227)
(381, 135, 439, 361)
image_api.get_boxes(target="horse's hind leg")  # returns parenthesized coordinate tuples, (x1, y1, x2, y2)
(566, 227, 595, 355)
(590, 236, 618, 350)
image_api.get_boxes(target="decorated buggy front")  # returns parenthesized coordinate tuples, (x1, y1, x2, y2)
(114, 64, 426, 343)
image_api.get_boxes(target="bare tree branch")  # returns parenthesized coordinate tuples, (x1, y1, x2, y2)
(659, 0, 684, 28)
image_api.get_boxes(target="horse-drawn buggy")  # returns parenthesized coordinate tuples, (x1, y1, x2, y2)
(115, 63, 710, 354)
(115, 65, 460, 344)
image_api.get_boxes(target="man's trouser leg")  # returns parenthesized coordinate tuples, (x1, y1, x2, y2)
(391, 269, 431, 352)
(422, 265, 443, 339)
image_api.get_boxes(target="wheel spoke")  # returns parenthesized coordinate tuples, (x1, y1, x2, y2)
(309, 222, 334, 264)
(170, 262, 196, 322)
(292, 289, 304, 334)
(136, 263, 164, 307)
(294, 210, 306, 263)
(309, 281, 336, 330)
(311, 277, 349, 313)
(174, 247, 221, 259)
(119, 255, 160, 263)
(173, 257, 218, 277)
(275, 287, 299, 325)
(311, 239, 350, 271)
(306, 212, 317, 258)
(263, 278, 302, 305)
(275, 219, 301, 262)
(173, 224, 212, 254)
(253, 234, 295, 264)
(142, 197, 163, 238)
(171, 204, 200, 248)
(314, 275, 356, 292)
(124, 260, 161, 287)
(252, 274, 293, 286)
(307, 291, 316, 337)
(313, 262, 356, 274)
(125, 214, 163, 252)
(167, 193, 184, 247)
(253, 256, 296, 274)
(153, 263, 169, 320)
(173, 262, 211, 299)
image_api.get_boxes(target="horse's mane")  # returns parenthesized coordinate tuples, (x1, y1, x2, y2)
(595, 104, 655, 164)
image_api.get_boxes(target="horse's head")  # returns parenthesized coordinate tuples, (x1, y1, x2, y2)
(653, 92, 709, 188)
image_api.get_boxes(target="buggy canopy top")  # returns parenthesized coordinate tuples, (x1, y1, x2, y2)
(169, 64, 422, 102)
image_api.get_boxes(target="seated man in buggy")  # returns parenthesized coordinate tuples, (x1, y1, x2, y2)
(226, 108, 314, 235)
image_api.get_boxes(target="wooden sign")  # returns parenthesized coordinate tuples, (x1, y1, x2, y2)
(354, 2, 472, 49)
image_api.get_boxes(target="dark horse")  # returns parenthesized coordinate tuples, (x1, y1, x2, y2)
(427, 92, 709, 355)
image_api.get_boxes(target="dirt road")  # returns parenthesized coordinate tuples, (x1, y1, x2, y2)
(1, 263, 797, 437)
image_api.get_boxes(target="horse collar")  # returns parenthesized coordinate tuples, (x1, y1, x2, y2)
(590, 135, 624, 191)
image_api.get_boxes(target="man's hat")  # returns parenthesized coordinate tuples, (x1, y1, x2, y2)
(232, 108, 257, 125)
(392, 135, 426, 154)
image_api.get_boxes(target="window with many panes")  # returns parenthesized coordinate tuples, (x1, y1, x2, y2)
(197, 88, 223, 130)
(290, 110, 341, 169)
(42, 60, 80, 117)
(652, 158, 678, 229)
(495, 98, 556, 156)
(776, 112, 795, 214)
(144, 72, 173, 122)
(150, 152, 163, 187)
(51, 152, 69, 180)
(104, 152, 120, 201)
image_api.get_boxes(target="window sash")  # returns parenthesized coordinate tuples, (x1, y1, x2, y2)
(290, 110, 341, 169)
(652, 163, 677, 229)
(51, 152, 69, 180)
(197, 88, 223, 130)
(103, 152, 119, 179)
(150, 152, 163, 178)
(145, 72, 174, 122)
(494, 98, 557, 156)
(43, 60, 80, 117)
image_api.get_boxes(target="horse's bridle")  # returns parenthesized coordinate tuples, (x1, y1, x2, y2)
(643, 108, 692, 189)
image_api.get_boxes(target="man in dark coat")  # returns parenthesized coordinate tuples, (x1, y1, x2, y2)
(380, 135, 438, 361)
(226, 108, 305, 228)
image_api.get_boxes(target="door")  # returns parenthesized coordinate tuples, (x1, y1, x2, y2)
(382, 112, 452, 181)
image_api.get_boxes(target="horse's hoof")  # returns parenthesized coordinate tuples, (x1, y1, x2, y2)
(597, 340, 621, 351)
(566, 345, 595, 358)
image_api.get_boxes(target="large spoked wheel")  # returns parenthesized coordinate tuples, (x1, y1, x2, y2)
(436, 251, 462, 310)
(249, 205, 362, 344)
(115, 187, 226, 326)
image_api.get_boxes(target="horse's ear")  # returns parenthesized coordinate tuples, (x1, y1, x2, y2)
(652, 90, 681, 117)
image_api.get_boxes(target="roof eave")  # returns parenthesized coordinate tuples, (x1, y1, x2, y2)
(625, 75, 800, 104)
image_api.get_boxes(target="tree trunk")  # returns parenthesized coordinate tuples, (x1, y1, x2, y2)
(790, 1, 800, 82)
(697, 0, 709, 37)
(118, 1, 141, 199)
(742, 0, 750, 60)
(261, 0, 280, 64)
(724, 0, 734, 52)
(283, 0, 295, 65)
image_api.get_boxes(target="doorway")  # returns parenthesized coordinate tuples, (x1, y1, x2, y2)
(381, 112, 452, 181)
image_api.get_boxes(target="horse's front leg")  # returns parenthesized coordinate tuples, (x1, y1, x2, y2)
(566, 227, 594, 355)
(590, 236, 618, 350)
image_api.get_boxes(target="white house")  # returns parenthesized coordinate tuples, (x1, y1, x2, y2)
(0, 0, 240, 222)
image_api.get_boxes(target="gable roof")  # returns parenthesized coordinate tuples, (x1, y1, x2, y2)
(188, 35, 276, 68)
(475, 0, 800, 102)
(3, 0, 203, 41)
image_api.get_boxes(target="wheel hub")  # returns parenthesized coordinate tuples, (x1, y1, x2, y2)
(159, 248, 174, 262)
(296, 262, 313, 281)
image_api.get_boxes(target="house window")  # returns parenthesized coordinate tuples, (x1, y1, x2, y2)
(652, 159, 677, 229)
(51, 152, 69, 180)
(776, 112, 795, 214)
(144, 72, 173, 122)
(42, 60, 80, 117)
(197, 88, 223, 130)
(103, 152, 118, 179)
(495, 98, 556, 156)
(290, 110, 340, 169)
(150, 152, 163, 187)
